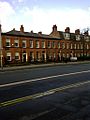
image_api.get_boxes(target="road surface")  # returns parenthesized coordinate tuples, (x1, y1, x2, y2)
(0, 63, 90, 120)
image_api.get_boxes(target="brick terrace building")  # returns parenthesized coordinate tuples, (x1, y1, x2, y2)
(0, 24, 90, 66)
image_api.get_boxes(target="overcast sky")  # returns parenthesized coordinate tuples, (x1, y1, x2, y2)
(0, 0, 90, 34)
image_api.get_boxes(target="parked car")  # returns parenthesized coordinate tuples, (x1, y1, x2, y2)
(70, 57, 77, 61)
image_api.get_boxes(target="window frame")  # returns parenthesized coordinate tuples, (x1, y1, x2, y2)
(6, 52, 11, 61)
(42, 41, 45, 48)
(22, 40, 26, 48)
(14, 40, 19, 47)
(30, 40, 33, 48)
(15, 52, 20, 60)
(6, 39, 11, 47)
(36, 40, 39, 48)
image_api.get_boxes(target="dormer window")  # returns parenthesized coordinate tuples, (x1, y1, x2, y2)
(76, 35, 80, 41)
(64, 33, 70, 40)
(84, 36, 89, 42)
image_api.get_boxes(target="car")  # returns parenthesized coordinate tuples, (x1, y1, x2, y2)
(70, 57, 77, 61)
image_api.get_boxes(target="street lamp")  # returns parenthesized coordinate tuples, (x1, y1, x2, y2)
(0, 24, 3, 69)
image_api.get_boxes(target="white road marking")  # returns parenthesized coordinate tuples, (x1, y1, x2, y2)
(0, 70, 90, 88)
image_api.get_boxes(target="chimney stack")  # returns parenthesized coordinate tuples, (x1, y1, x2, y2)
(65, 27, 70, 33)
(20, 25, 24, 32)
(75, 29, 80, 35)
(31, 30, 33, 33)
(52, 24, 57, 32)
(38, 31, 42, 35)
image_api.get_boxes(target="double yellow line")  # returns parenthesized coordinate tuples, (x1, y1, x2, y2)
(0, 80, 90, 108)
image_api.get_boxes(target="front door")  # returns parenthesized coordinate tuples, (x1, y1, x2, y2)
(22, 52, 26, 62)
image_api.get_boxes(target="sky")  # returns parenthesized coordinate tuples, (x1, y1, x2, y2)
(0, 0, 90, 34)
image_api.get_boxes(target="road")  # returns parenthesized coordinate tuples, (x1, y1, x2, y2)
(0, 63, 90, 120)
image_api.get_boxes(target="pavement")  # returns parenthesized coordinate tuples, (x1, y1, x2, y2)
(0, 61, 90, 71)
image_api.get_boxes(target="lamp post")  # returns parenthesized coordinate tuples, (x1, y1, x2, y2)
(0, 24, 3, 69)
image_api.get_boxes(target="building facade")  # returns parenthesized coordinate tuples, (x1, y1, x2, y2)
(0, 24, 90, 66)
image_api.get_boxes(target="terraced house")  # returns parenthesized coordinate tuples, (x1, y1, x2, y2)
(0, 24, 90, 66)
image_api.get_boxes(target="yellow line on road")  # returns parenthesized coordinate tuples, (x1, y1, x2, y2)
(0, 80, 90, 108)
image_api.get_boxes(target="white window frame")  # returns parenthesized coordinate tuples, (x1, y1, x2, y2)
(14, 40, 19, 47)
(15, 52, 20, 60)
(6, 52, 11, 61)
(62, 42, 65, 49)
(76, 35, 80, 41)
(81, 44, 83, 49)
(74, 44, 77, 49)
(84, 36, 89, 42)
(52, 41, 55, 48)
(86, 44, 89, 49)
(67, 53, 69, 58)
(62, 53, 65, 57)
(42, 41, 45, 48)
(64, 33, 70, 40)
(48, 41, 51, 48)
(70, 43, 73, 49)
(6, 39, 11, 47)
(36, 40, 39, 48)
(30, 40, 33, 48)
(58, 42, 60, 48)
(22, 40, 26, 48)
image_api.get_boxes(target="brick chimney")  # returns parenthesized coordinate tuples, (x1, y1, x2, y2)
(31, 30, 33, 33)
(20, 25, 24, 32)
(38, 31, 42, 35)
(52, 24, 57, 32)
(65, 27, 70, 33)
(75, 29, 80, 35)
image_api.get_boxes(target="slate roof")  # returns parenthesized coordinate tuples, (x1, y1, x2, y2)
(2, 29, 86, 41)
(1, 29, 61, 40)
(56, 31, 84, 41)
